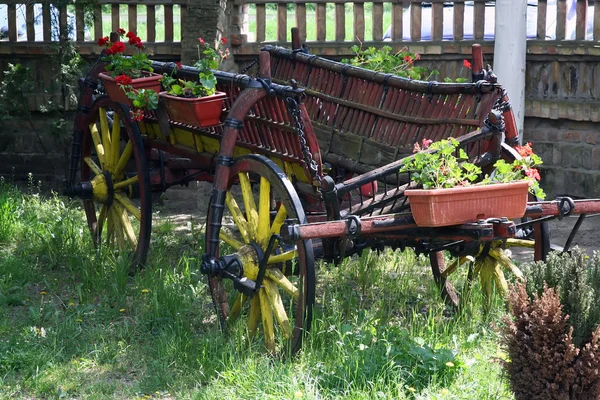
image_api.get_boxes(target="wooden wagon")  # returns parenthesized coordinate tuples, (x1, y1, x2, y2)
(66, 28, 598, 355)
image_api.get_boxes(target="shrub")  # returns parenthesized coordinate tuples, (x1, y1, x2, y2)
(502, 283, 600, 400)
(521, 248, 600, 347)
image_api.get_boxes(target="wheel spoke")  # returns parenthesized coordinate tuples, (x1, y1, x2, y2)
(219, 228, 244, 250)
(259, 288, 275, 352)
(110, 207, 127, 251)
(505, 238, 536, 248)
(114, 141, 133, 178)
(229, 293, 247, 322)
(225, 192, 250, 243)
(84, 157, 103, 176)
(247, 295, 260, 338)
(99, 108, 112, 170)
(265, 267, 299, 300)
(257, 177, 271, 247)
(114, 202, 138, 248)
(489, 248, 525, 281)
(96, 204, 108, 243)
(268, 249, 298, 265)
(270, 204, 287, 236)
(106, 208, 115, 247)
(114, 193, 141, 221)
(441, 256, 470, 279)
(111, 117, 121, 172)
(239, 172, 258, 240)
(263, 279, 292, 339)
(113, 175, 139, 191)
(89, 124, 106, 168)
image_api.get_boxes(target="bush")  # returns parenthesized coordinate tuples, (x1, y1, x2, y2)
(521, 248, 600, 347)
(501, 249, 600, 399)
(502, 283, 600, 400)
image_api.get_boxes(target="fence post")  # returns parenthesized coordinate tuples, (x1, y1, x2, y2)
(494, 0, 527, 144)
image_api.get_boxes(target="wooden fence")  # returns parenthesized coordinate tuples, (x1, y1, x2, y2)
(0, 0, 183, 56)
(230, 0, 599, 56)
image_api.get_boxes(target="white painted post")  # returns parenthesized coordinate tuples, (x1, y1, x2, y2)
(494, 0, 527, 144)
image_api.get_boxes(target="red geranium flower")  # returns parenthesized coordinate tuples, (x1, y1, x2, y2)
(108, 41, 126, 54)
(221, 37, 227, 44)
(98, 36, 109, 46)
(198, 37, 205, 45)
(515, 142, 534, 157)
(117, 28, 126, 36)
(422, 138, 433, 148)
(525, 168, 541, 181)
(126, 31, 136, 39)
(463, 59, 472, 69)
(403, 55, 413, 64)
(115, 74, 133, 86)
(175, 62, 183, 69)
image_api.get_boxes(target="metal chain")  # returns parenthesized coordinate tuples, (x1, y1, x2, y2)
(285, 96, 321, 187)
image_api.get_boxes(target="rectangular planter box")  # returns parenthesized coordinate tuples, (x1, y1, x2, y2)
(405, 180, 530, 227)
(99, 72, 162, 106)
(159, 91, 226, 128)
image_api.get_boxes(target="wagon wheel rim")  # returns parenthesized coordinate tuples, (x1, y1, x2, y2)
(429, 143, 550, 308)
(80, 97, 152, 272)
(209, 155, 315, 355)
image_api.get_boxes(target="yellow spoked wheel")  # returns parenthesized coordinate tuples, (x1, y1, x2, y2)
(79, 97, 152, 272)
(208, 155, 315, 355)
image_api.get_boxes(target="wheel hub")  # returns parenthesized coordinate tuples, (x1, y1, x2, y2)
(67, 171, 115, 205)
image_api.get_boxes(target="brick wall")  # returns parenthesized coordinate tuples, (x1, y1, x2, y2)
(524, 117, 600, 199)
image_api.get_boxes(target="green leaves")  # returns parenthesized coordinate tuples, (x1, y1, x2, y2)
(400, 139, 483, 189)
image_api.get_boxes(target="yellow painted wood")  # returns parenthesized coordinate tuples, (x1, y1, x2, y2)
(200, 136, 220, 153)
(99, 108, 112, 170)
(114, 193, 141, 221)
(492, 261, 509, 297)
(113, 175, 139, 191)
(84, 157, 103, 176)
(114, 141, 132, 178)
(90, 174, 108, 203)
(259, 287, 275, 352)
(247, 295, 260, 338)
(268, 249, 297, 265)
(173, 130, 196, 148)
(96, 204, 108, 240)
(489, 248, 525, 281)
(110, 207, 126, 251)
(505, 238, 536, 248)
(89, 124, 106, 167)
(114, 202, 138, 248)
(111, 118, 121, 172)
(265, 267, 299, 300)
(229, 293, 247, 322)
(107, 207, 115, 246)
(263, 279, 291, 339)
(219, 228, 244, 250)
(236, 245, 259, 280)
(441, 256, 469, 279)
(270, 205, 287, 236)
(257, 177, 271, 247)
(225, 192, 250, 243)
(239, 173, 258, 240)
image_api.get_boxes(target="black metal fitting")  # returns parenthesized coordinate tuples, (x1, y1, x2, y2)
(63, 180, 93, 199)
(215, 155, 234, 167)
(280, 219, 300, 243)
(103, 171, 114, 207)
(426, 81, 436, 102)
(557, 196, 575, 219)
(77, 105, 91, 114)
(78, 78, 98, 90)
(224, 118, 244, 130)
(345, 215, 362, 238)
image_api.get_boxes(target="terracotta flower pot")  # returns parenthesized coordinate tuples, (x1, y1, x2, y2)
(405, 180, 530, 227)
(159, 91, 227, 127)
(99, 72, 162, 105)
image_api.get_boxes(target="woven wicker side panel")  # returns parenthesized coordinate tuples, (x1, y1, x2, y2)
(270, 57, 503, 171)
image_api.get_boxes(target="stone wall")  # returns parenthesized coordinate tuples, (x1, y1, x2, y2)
(524, 117, 600, 199)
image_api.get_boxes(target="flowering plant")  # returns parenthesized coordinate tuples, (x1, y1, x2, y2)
(342, 44, 435, 80)
(161, 37, 229, 98)
(98, 29, 158, 120)
(98, 29, 153, 78)
(401, 138, 546, 199)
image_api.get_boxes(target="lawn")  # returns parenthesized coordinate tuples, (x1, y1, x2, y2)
(0, 180, 514, 399)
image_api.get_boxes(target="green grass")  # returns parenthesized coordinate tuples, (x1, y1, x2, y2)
(0, 182, 514, 399)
